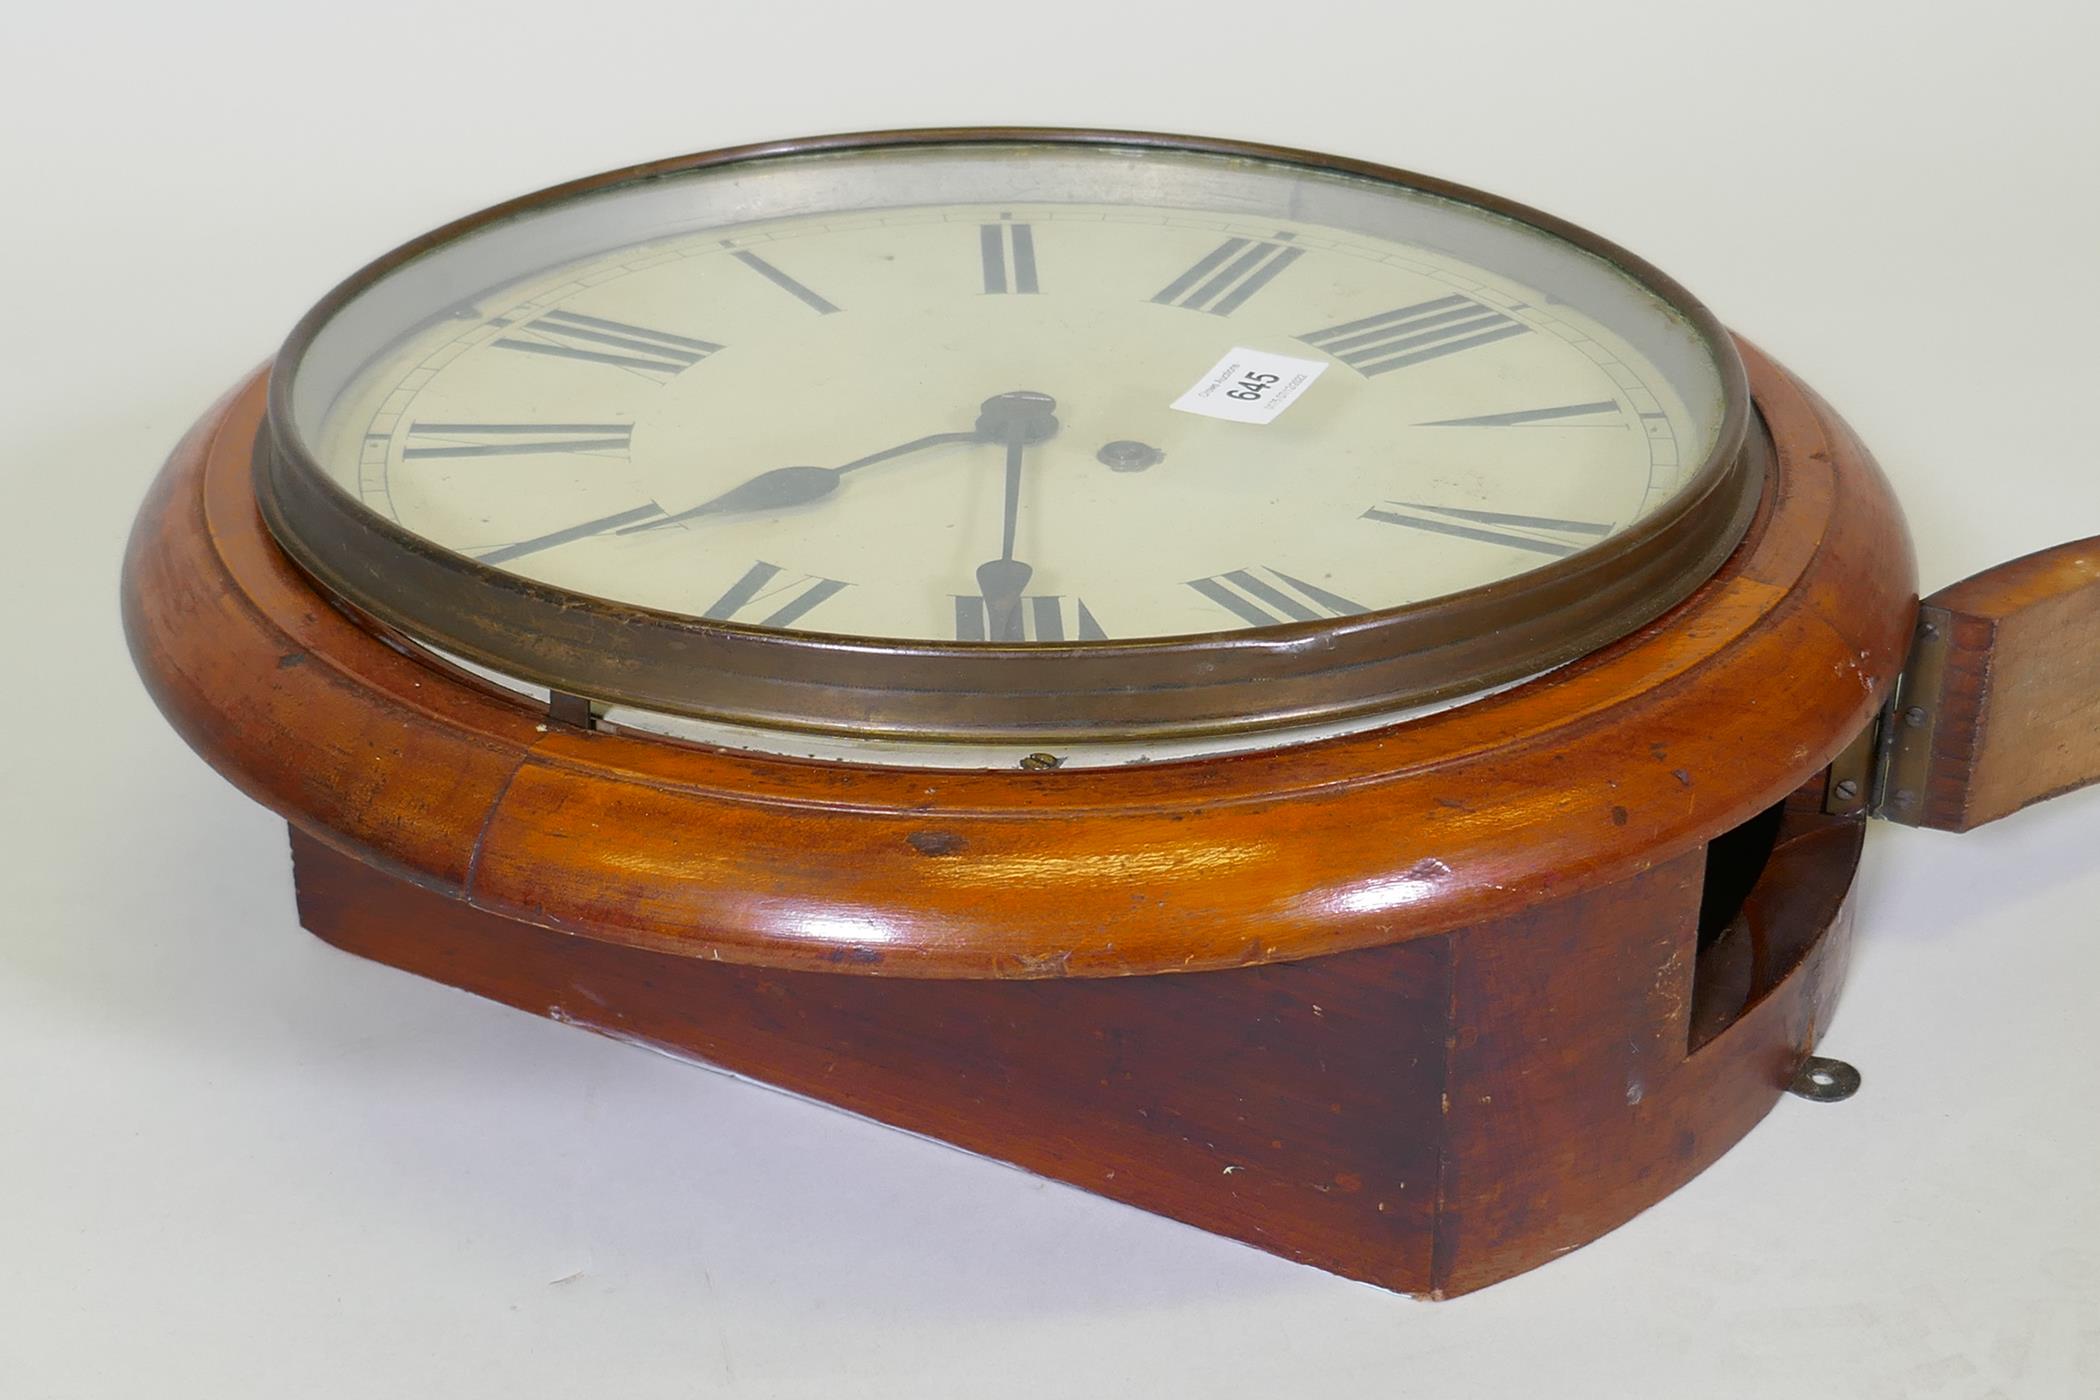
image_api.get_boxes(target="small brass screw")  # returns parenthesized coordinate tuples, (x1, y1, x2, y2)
(1018, 751, 1065, 771)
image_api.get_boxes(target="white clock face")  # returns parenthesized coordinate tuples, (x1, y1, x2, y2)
(297, 144, 1728, 647)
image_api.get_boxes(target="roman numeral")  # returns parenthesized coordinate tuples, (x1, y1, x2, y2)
(1151, 236, 1302, 315)
(400, 422, 633, 460)
(1298, 295, 1529, 376)
(1418, 400, 1620, 427)
(1186, 567, 1368, 628)
(703, 561, 848, 627)
(952, 594, 1106, 642)
(729, 248, 840, 314)
(980, 220, 1039, 294)
(492, 308, 722, 379)
(1361, 502, 1613, 558)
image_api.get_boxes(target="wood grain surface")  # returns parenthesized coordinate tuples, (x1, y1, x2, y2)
(290, 812, 1859, 1296)
(1883, 536, 2100, 830)
(119, 341, 1919, 978)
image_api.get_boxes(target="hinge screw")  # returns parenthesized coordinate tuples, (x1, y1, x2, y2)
(1833, 778, 1860, 801)
(1903, 706, 1929, 728)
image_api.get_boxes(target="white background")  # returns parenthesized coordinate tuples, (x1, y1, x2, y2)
(6, 3, 2099, 1395)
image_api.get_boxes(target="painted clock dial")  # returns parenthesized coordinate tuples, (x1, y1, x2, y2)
(263, 133, 1753, 740)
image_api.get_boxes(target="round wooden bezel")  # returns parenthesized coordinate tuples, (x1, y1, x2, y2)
(123, 341, 1917, 979)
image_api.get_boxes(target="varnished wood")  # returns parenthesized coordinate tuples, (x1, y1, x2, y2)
(1880, 536, 2100, 831)
(119, 341, 1920, 1294)
(1437, 799, 1859, 1294)
(121, 342, 1918, 979)
(289, 806, 1859, 1297)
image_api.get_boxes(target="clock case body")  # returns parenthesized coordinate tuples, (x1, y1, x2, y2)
(124, 342, 2100, 1297)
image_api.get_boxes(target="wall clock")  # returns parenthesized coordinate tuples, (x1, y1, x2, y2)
(121, 128, 2100, 1297)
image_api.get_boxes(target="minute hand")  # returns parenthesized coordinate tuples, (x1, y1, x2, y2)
(976, 439, 1036, 640)
(970, 390, 1060, 641)
(617, 429, 982, 534)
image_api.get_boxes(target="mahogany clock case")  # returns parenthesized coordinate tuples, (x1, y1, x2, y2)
(118, 135, 2100, 1298)
(125, 339, 1902, 1297)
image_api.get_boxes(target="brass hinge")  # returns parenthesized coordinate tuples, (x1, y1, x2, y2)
(1871, 606, 1954, 823)
(1820, 606, 1952, 821)
(1821, 707, 1881, 818)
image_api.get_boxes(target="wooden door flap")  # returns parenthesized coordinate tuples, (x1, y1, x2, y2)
(1876, 536, 2100, 831)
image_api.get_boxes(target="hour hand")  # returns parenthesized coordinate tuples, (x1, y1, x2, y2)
(618, 465, 842, 533)
(618, 429, 983, 534)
